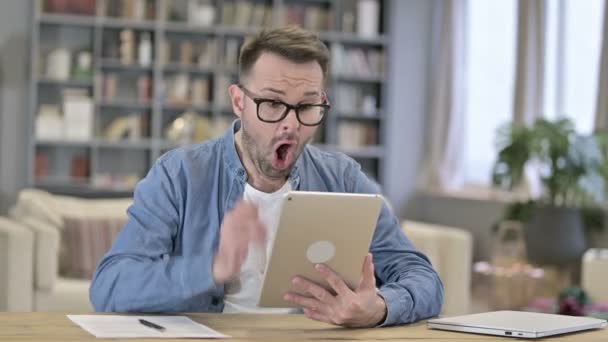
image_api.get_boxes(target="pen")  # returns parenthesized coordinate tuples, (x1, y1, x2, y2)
(138, 318, 166, 332)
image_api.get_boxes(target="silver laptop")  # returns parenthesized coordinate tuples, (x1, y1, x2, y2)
(428, 311, 607, 338)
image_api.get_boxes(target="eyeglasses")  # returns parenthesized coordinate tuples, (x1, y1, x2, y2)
(238, 84, 330, 126)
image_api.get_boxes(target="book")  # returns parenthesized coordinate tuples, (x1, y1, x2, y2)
(304, 7, 319, 30)
(179, 40, 194, 66)
(36, 105, 63, 140)
(166, 73, 191, 104)
(223, 39, 240, 69)
(160, 40, 170, 65)
(71, 155, 90, 179)
(191, 78, 211, 106)
(337, 122, 377, 148)
(250, 3, 266, 27)
(222, 1, 235, 25)
(286, 5, 304, 26)
(34, 153, 49, 179)
(119, 29, 136, 65)
(137, 76, 152, 103)
(63, 90, 94, 141)
(103, 74, 118, 100)
(263, 5, 273, 27)
(197, 39, 217, 67)
(234, 0, 253, 27)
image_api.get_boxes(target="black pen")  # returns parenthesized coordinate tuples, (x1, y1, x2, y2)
(138, 318, 166, 332)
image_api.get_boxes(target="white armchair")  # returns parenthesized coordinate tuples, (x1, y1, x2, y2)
(402, 220, 473, 316)
(1, 189, 131, 312)
(0, 217, 34, 311)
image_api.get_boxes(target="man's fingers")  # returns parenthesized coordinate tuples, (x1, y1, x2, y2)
(234, 200, 266, 246)
(214, 200, 266, 284)
(303, 308, 333, 325)
(315, 264, 352, 297)
(358, 254, 376, 290)
(283, 292, 329, 314)
(291, 276, 337, 305)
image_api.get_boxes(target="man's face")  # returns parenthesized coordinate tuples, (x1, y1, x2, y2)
(229, 52, 324, 181)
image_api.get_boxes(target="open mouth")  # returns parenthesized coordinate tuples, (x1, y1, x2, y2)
(272, 142, 296, 170)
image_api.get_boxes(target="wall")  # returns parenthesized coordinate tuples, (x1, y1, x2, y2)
(0, 1, 31, 214)
(383, 0, 435, 212)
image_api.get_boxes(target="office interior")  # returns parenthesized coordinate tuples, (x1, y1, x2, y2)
(0, 0, 607, 320)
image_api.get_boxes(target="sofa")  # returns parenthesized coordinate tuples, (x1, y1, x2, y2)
(0, 189, 474, 315)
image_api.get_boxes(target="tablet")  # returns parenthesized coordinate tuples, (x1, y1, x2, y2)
(258, 191, 383, 308)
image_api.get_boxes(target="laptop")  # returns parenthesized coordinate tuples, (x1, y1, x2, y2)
(428, 311, 607, 338)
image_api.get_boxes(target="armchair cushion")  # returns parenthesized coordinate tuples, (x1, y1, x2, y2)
(60, 216, 126, 279)
(11, 188, 131, 224)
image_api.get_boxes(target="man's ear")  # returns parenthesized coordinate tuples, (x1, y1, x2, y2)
(228, 84, 244, 118)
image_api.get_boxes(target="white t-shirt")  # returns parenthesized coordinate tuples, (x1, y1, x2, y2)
(222, 181, 294, 313)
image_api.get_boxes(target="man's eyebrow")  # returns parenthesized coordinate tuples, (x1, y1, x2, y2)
(258, 88, 320, 97)
(259, 87, 285, 95)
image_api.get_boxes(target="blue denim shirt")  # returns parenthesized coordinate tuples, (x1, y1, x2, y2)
(90, 120, 443, 326)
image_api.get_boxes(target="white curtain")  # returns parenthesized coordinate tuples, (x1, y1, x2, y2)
(419, 0, 467, 191)
(513, 0, 547, 126)
(595, 1, 608, 131)
(508, 0, 548, 198)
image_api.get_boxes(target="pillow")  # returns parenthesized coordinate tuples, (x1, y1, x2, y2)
(59, 217, 127, 280)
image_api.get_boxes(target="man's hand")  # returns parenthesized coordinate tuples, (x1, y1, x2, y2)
(212, 200, 266, 284)
(283, 254, 387, 328)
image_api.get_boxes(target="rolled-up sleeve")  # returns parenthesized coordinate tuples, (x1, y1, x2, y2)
(349, 164, 444, 326)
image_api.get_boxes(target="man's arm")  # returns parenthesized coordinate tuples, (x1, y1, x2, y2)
(283, 161, 443, 327)
(352, 167, 444, 326)
(89, 159, 218, 312)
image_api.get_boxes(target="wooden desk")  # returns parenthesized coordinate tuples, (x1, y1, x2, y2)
(0, 313, 606, 341)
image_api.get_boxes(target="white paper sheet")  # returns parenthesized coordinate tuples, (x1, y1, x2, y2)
(67, 315, 230, 339)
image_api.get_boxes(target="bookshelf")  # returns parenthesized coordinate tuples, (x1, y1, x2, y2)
(29, 0, 389, 195)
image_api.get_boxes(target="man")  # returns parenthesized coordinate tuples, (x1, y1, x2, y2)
(90, 26, 443, 327)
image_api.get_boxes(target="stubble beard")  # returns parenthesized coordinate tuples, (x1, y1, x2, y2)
(241, 125, 292, 180)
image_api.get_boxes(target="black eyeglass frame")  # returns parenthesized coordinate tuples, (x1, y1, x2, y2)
(238, 84, 330, 126)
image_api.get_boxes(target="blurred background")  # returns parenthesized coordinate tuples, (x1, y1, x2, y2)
(0, 0, 607, 319)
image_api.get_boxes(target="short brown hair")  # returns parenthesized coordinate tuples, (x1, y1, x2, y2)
(238, 26, 330, 83)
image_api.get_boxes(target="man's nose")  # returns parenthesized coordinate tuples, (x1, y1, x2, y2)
(280, 107, 300, 131)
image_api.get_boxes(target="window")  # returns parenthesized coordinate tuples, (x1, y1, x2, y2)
(462, 0, 606, 186)
(544, 0, 605, 134)
(463, 0, 517, 185)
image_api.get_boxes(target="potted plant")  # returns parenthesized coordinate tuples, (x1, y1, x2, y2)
(492, 118, 607, 266)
